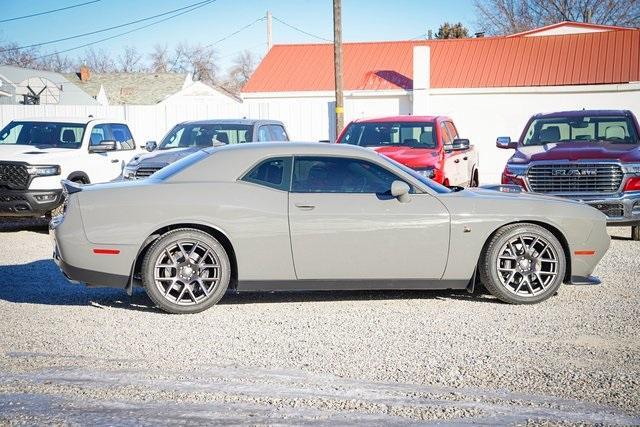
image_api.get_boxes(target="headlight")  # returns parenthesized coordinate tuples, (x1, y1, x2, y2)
(127, 156, 141, 167)
(504, 163, 527, 177)
(26, 165, 60, 177)
(623, 163, 640, 175)
(415, 167, 435, 179)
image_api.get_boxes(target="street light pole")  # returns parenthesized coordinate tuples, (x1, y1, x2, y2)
(333, 0, 344, 140)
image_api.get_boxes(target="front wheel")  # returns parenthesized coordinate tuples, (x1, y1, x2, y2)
(479, 223, 566, 304)
(632, 225, 640, 241)
(142, 228, 231, 314)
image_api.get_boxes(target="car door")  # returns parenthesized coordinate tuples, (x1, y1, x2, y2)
(87, 123, 120, 183)
(108, 123, 138, 177)
(288, 156, 450, 280)
(445, 121, 470, 186)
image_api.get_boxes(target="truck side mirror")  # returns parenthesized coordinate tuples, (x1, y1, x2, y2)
(496, 136, 517, 149)
(145, 140, 157, 152)
(89, 140, 117, 153)
(452, 138, 470, 150)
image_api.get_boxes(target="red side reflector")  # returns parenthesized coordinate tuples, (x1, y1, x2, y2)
(93, 248, 120, 255)
(574, 250, 596, 256)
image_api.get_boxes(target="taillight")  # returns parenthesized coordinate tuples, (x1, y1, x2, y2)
(623, 176, 640, 192)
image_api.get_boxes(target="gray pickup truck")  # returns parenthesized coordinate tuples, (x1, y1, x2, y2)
(123, 119, 289, 179)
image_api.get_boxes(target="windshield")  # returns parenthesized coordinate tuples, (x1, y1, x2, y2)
(522, 115, 639, 146)
(0, 121, 85, 149)
(159, 123, 253, 150)
(342, 122, 436, 148)
(378, 154, 451, 194)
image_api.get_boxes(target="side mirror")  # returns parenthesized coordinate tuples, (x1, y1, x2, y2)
(145, 140, 157, 152)
(451, 138, 470, 151)
(496, 136, 517, 149)
(89, 140, 116, 153)
(390, 180, 411, 203)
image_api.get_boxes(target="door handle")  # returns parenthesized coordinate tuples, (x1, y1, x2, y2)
(454, 159, 460, 163)
(295, 203, 315, 210)
(110, 159, 119, 163)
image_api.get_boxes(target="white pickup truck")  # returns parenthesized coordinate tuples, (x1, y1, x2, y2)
(0, 117, 142, 217)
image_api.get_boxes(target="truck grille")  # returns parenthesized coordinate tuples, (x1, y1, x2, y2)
(134, 166, 162, 179)
(527, 163, 623, 194)
(0, 162, 30, 190)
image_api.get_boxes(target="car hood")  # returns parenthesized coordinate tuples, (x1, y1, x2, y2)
(510, 141, 640, 163)
(371, 146, 440, 168)
(131, 147, 201, 167)
(462, 187, 582, 204)
(0, 145, 79, 163)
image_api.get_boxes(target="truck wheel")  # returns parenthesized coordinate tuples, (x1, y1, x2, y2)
(470, 170, 479, 187)
(142, 228, 231, 314)
(479, 223, 566, 304)
(632, 226, 640, 241)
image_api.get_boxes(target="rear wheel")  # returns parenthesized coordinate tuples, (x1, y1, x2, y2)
(142, 228, 230, 314)
(632, 225, 640, 241)
(479, 223, 566, 304)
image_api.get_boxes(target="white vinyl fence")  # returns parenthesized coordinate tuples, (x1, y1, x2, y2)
(0, 101, 334, 145)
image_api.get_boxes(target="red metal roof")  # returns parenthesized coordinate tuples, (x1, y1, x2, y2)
(242, 29, 640, 93)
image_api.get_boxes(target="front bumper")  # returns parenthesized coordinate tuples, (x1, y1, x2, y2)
(0, 189, 63, 217)
(566, 192, 640, 226)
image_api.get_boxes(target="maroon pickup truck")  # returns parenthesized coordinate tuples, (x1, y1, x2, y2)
(498, 110, 640, 240)
(337, 116, 479, 188)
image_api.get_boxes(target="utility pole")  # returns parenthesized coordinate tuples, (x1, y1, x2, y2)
(333, 0, 344, 140)
(266, 10, 273, 51)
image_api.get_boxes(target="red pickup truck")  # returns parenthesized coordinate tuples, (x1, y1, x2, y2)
(498, 109, 640, 240)
(337, 116, 479, 188)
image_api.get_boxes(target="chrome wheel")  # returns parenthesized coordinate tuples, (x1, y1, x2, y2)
(154, 240, 221, 306)
(496, 234, 559, 297)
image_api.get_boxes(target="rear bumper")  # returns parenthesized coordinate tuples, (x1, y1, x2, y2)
(0, 189, 63, 217)
(567, 192, 640, 226)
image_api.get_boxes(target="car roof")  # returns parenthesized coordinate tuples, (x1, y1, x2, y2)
(203, 141, 376, 158)
(179, 119, 284, 126)
(352, 115, 445, 123)
(533, 110, 632, 118)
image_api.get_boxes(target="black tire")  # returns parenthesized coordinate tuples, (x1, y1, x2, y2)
(479, 223, 566, 304)
(470, 170, 479, 187)
(142, 228, 230, 314)
(632, 225, 640, 241)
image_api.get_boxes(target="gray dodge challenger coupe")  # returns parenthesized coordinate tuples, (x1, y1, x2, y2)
(51, 143, 610, 314)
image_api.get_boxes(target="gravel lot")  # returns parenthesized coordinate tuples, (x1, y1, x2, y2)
(0, 218, 639, 425)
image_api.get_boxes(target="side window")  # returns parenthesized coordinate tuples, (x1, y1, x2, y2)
(89, 124, 110, 146)
(109, 123, 135, 150)
(291, 156, 408, 194)
(268, 125, 288, 141)
(445, 122, 458, 140)
(257, 126, 271, 142)
(241, 157, 292, 191)
(440, 122, 452, 144)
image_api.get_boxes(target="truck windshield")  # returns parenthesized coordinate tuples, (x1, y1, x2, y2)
(341, 122, 436, 148)
(0, 121, 85, 149)
(159, 123, 253, 150)
(522, 115, 639, 145)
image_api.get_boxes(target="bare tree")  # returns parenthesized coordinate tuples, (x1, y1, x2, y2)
(475, 0, 640, 35)
(0, 42, 40, 68)
(149, 44, 170, 73)
(117, 46, 144, 72)
(39, 53, 76, 73)
(78, 47, 115, 72)
(172, 42, 218, 83)
(225, 50, 258, 92)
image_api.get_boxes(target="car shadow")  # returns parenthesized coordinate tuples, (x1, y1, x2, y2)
(0, 218, 49, 234)
(0, 259, 500, 313)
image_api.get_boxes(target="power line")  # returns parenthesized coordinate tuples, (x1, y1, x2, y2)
(0, 0, 101, 24)
(272, 16, 332, 42)
(206, 16, 265, 47)
(2, 0, 216, 53)
(218, 42, 267, 59)
(35, 1, 215, 60)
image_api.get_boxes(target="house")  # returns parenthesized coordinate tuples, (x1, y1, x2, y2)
(65, 67, 241, 106)
(0, 65, 97, 105)
(242, 21, 640, 182)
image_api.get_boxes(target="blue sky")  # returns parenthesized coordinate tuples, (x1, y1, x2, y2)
(1, 0, 477, 71)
